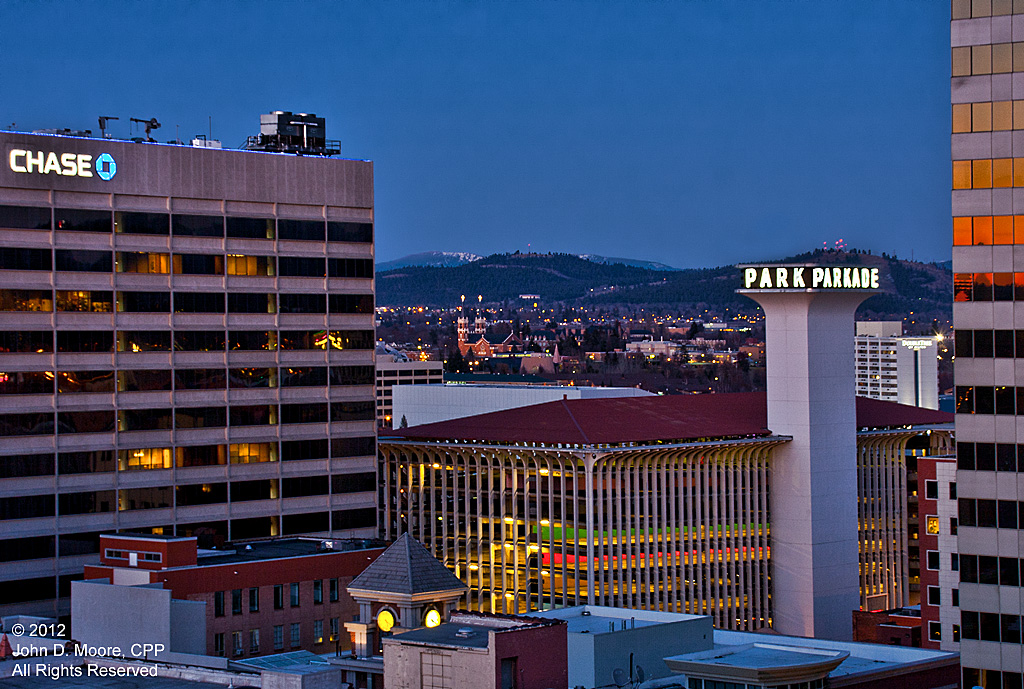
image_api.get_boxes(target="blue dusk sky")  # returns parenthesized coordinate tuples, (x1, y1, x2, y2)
(0, 1, 949, 268)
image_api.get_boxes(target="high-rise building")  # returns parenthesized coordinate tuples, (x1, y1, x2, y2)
(854, 321, 939, 410)
(951, 2, 1024, 684)
(0, 123, 377, 619)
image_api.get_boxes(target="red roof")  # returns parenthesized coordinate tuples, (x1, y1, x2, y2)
(386, 393, 952, 446)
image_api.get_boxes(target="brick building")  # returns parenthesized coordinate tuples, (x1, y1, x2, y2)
(77, 533, 383, 659)
(383, 611, 567, 689)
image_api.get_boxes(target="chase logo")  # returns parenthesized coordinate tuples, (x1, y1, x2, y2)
(96, 153, 116, 181)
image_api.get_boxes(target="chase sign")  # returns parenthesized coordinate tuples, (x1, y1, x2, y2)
(8, 148, 116, 180)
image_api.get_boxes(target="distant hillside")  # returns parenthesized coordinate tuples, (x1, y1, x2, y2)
(376, 250, 952, 323)
(577, 254, 678, 271)
(376, 251, 483, 272)
(378, 253, 657, 305)
(377, 251, 677, 272)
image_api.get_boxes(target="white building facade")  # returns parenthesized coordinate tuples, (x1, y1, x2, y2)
(391, 383, 653, 428)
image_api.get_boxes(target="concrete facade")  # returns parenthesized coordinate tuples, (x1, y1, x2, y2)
(0, 129, 376, 619)
(71, 578, 206, 657)
(950, 3, 1024, 685)
(738, 284, 871, 640)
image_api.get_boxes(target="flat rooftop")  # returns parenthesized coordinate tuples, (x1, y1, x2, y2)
(389, 622, 495, 649)
(712, 629, 959, 679)
(390, 613, 561, 650)
(664, 643, 848, 685)
(530, 605, 707, 635)
(712, 645, 841, 670)
(188, 538, 384, 567)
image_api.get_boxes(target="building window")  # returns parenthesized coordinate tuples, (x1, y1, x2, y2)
(173, 253, 224, 275)
(232, 631, 243, 657)
(953, 624, 961, 642)
(290, 582, 300, 607)
(926, 550, 940, 570)
(950, 517, 958, 536)
(116, 251, 169, 274)
(421, 652, 452, 689)
(232, 588, 242, 615)
(924, 480, 938, 500)
(213, 633, 224, 657)
(949, 482, 957, 500)
(55, 249, 109, 272)
(925, 516, 940, 535)
(249, 629, 259, 654)
(314, 580, 323, 604)
(314, 620, 323, 644)
(172, 214, 222, 237)
(927, 586, 941, 606)
(274, 584, 284, 610)
(928, 621, 941, 642)
(214, 591, 225, 617)
(249, 587, 259, 613)
(0, 289, 53, 311)
(230, 442, 277, 465)
(290, 623, 300, 648)
(330, 578, 339, 602)
(329, 618, 339, 642)
(953, 588, 960, 607)
(226, 254, 274, 276)
(951, 553, 959, 571)
(273, 625, 284, 651)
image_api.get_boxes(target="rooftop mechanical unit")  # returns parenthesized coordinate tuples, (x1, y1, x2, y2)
(243, 111, 340, 156)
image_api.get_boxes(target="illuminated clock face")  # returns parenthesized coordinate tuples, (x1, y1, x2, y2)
(377, 610, 395, 632)
(424, 609, 442, 628)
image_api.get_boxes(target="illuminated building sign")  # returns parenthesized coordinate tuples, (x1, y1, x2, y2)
(901, 338, 936, 351)
(741, 265, 880, 291)
(96, 153, 116, 180)
(8, 149, 117, 180)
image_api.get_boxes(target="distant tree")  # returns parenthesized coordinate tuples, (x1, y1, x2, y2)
(444, 348, 467, 373)
(399, 415, 408, 428)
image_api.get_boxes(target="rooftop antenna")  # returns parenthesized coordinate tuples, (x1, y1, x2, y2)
(98, 116, 118, 139)
(129, 117, 161, 142)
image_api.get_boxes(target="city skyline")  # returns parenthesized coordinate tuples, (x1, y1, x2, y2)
(1, 1, 949, 268)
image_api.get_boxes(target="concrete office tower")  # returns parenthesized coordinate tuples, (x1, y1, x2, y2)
(854, 321, 939, 410)
(951, 2, 1024, 684)
(739, 265, 876, 640)
(0, 127, 376, 619)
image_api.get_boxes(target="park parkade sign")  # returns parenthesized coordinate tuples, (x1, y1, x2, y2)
(741, 265, 880, 291)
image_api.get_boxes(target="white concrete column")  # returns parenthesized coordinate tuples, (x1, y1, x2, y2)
(740, 287, 871, 640)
